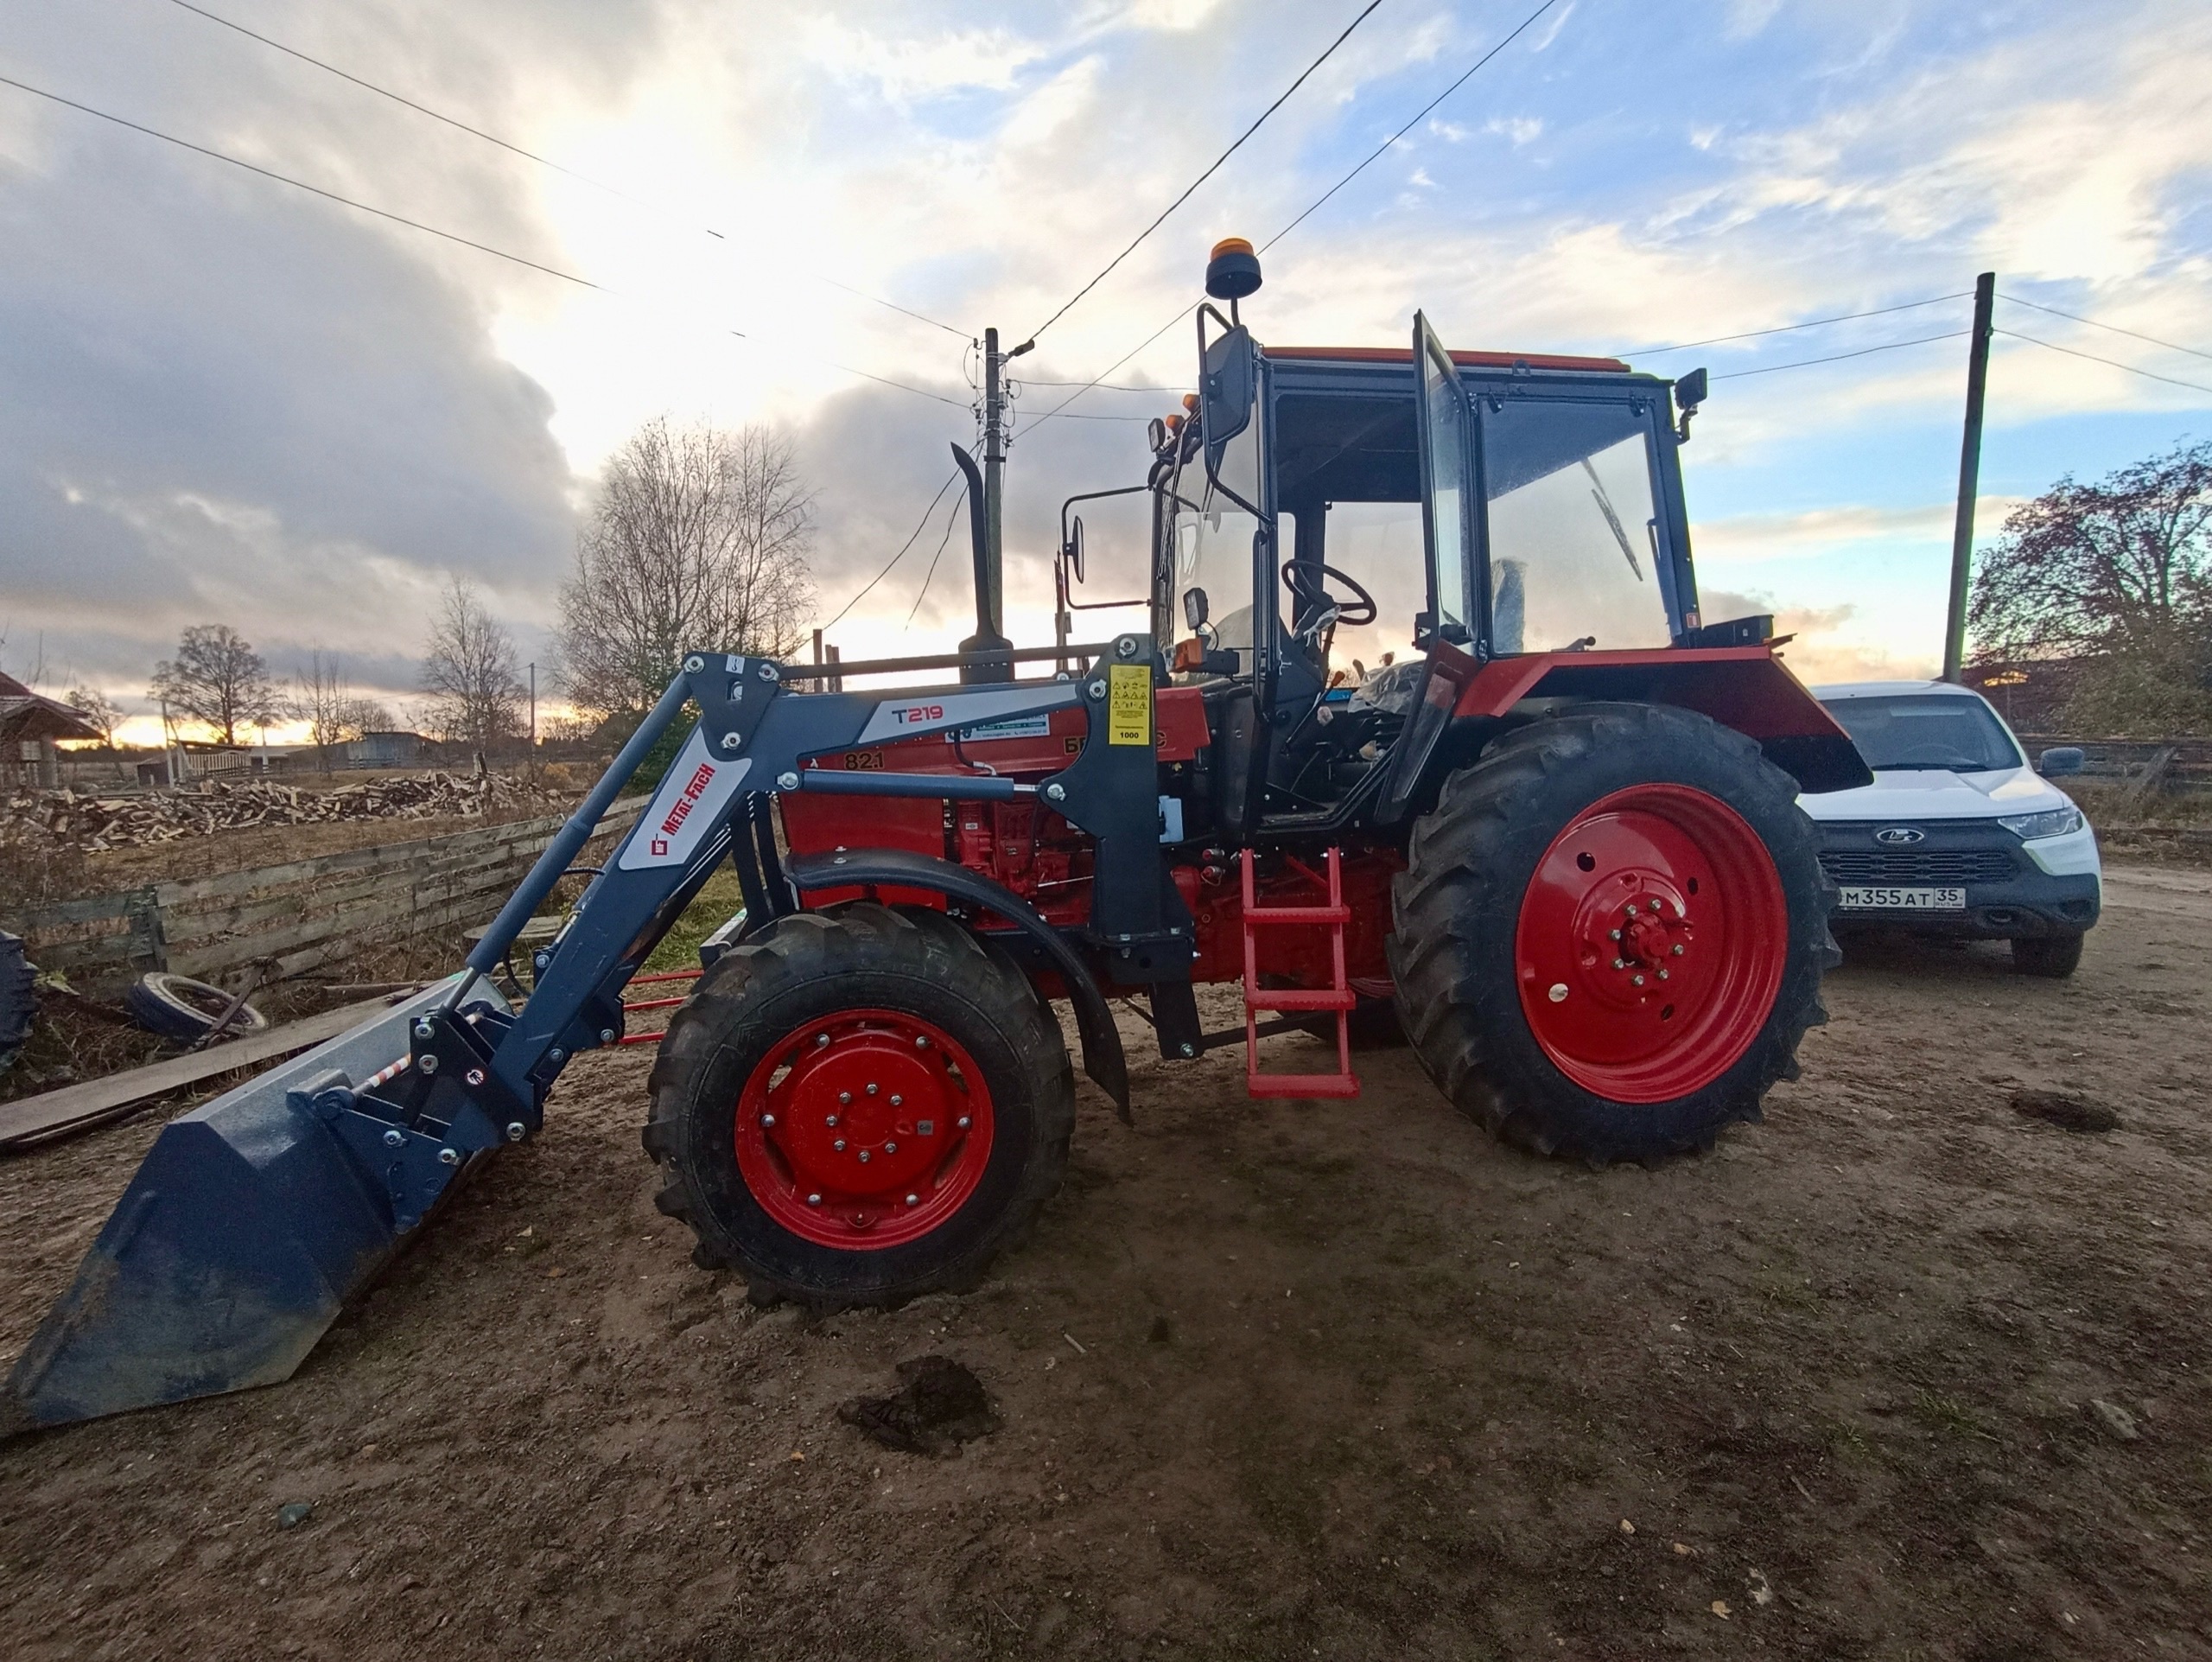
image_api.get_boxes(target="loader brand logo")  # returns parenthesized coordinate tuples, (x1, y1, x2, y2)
(618, 731, 752, 870)
(655, 763, 718, 849)
(855, 684, 1081, 745)
(1873, 826, 1927, 845)
(1107, 663, 1152, 746)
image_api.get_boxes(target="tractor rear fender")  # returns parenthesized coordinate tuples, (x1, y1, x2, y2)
(1427, 642, 1871, 794)
(784, 847, 1131, 1119)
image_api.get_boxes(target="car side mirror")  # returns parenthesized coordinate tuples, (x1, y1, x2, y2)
(1183, 586, 1210, 632)
(2037, 746, 2084, 779)
(1200, 324, 1255, 455)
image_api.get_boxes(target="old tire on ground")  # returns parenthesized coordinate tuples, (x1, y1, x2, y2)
(644, 901, 1075, 1309)
(2011, 933, 2083, 977)
(1389, 701, 1836, 1166)
(124, 971, 272, 1042)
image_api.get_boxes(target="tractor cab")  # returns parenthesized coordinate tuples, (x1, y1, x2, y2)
(1089, 242, 1712, 838)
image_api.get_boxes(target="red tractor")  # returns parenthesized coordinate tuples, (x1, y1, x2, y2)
(8, 243, 1866, 1432)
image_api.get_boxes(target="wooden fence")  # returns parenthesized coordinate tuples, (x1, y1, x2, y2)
(2, 799, 643, 991)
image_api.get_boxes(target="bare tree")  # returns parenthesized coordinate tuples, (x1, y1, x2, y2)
(62, 685, 125, 748)
(149, 624, 276, 746)
(338, 696, 395, 735)
(556, 417, 816, 716)
(1969, 439, 2212, 732)
(289, 649, 353, 772)
(420, 578, 525, 749)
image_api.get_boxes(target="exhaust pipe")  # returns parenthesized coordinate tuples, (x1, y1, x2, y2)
(949, 443, 1013, 685)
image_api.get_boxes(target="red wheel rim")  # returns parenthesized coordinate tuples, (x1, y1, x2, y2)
(1513, 785, 1787, 1104)
(734, 1009, 995, 1250)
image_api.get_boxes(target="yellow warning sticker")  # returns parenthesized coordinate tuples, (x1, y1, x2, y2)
(1107, 662, 1153, 747)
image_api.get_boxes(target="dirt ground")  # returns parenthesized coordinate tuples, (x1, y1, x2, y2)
(2, 868, 2209, 1660)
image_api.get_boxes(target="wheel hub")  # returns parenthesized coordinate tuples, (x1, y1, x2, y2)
(1516, 784, 1787, 1103)
(734, 1009, 994, 1249)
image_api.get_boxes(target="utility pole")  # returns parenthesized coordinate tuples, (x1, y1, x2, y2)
(1942, 272, 1997, 683)
(979, 327, 1034, 640)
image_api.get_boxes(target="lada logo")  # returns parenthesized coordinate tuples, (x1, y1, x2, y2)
(1873, 826, 1926, 845)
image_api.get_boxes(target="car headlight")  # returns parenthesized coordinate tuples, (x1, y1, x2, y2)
(1996, 806, 2084, 841)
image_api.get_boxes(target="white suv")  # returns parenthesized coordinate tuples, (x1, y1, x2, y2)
(1799, 679, 2101, 977)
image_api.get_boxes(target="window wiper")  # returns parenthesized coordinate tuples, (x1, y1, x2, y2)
(1580, 458, 1642, 580)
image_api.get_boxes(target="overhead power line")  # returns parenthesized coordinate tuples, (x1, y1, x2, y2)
(819, 473, 963, 633)
(1997, 293, 2212, 366)
(0, 73, 995, 413)
(905, 491, 973, 626)
(1707, 329, 1968, 380)
(162, 0, 971, 340)
(1027, 0, 1384, 342)
(1994, 328, 2212, 398)
(1262, 0, 1563, 253)
(1620, 293, 1972, 358)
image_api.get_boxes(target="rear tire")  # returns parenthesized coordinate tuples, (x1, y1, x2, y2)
(2011, 933, 2083, 977)
(644, 902, 1075, 1309)
(1389, 702, 1836, 1165)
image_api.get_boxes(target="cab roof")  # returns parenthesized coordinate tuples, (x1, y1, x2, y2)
(1262, 345, 1632, 374)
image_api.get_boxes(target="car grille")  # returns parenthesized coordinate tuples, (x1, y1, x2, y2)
(1819, 848, 2019, 886)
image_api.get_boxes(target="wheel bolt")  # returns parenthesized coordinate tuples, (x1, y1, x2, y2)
(884, 1141, 897, 1153)
(761, 1113, 776, 1128)
(825, 1113, 839, 1127)
(806, 1193, 822, 1207)
(1632, 974, 1646, 986)
(834, 1138, 846, 1151)
(1671, 944, 1685, 956)
(838, 1091, 851, 1105)
(866, 1083, 879, 1096)
(957, 1116, 971, 1130)
(1612, 958, 1625, 970)
(816, 1033, 830, 1048)
(858, 1150, 871, 1163)
(915, 1035, 929, 1048)
(1657, 970, 1669, 981)
(889, 1094, 902, 1107)
(1609, 929, 1622, 941)
(905, 1194, 920, 1207)
(1547, 984, 1568, 1003)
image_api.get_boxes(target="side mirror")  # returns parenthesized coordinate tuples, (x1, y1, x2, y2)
(1183, 586, 1210, 632)
(2037, 746, 2084, 779)
(1200, 324, 1255, 455)
(1673, 366, 1707, 442)
(1063, 516, 1086, 584)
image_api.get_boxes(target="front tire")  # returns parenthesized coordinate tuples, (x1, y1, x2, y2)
(644, 902, 1075, 1309)
(1389, 702, 1836, 1165)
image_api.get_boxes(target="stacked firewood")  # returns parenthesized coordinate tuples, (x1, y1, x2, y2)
(3, 774, 560, 850)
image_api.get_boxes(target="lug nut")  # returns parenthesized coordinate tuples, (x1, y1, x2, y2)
(1631, 974, 1646, 987)
(858, 1150, 871, 1163)
(1609, 929, 1622, 941)
(866, 1083, 879, 1096)
(806, 1193, 822, 1207)
(889, 1093, 902, 1107)
(838, 1090, 851, 1104)
(1657, 970, 1669, 981)
(761, 1113, 776, 1128)
(957, 1116, 971, 1130)
(1672, 944, 1685, 956)
(884, 1141, 897, 1153)
(906, 1194, 920, 1207)
(816, 1033, 830, 1048)
(833, 1139, 846, 1151)
(915, 1035, 930, 1048)
(825, 1113, 839, 1127)
(1612, 958, 1626, 970)
(1547, 983, 1569, 1003)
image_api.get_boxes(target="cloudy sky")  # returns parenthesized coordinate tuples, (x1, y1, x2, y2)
(3, 0, 2209, 742)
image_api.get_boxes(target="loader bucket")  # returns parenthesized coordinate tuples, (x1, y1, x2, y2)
(3, 982, 496, 1436)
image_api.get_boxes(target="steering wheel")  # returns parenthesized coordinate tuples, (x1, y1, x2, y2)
(1281, 561, 1377, 630)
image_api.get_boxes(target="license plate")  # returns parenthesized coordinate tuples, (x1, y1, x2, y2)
(1835, 885, 1966, 912)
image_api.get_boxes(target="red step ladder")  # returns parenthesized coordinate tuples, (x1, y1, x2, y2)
(1241, 847, 1360, 1099)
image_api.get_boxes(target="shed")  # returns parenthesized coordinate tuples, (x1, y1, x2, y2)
(0, 672, 102, 788)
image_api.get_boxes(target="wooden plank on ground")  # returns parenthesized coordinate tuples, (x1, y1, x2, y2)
(0, 997, 402, 1152)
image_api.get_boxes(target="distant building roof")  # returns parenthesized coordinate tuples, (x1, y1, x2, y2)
(0, 672, 103, 744)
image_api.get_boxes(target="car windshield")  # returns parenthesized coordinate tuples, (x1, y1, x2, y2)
(1821, 693, 2023, 772)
